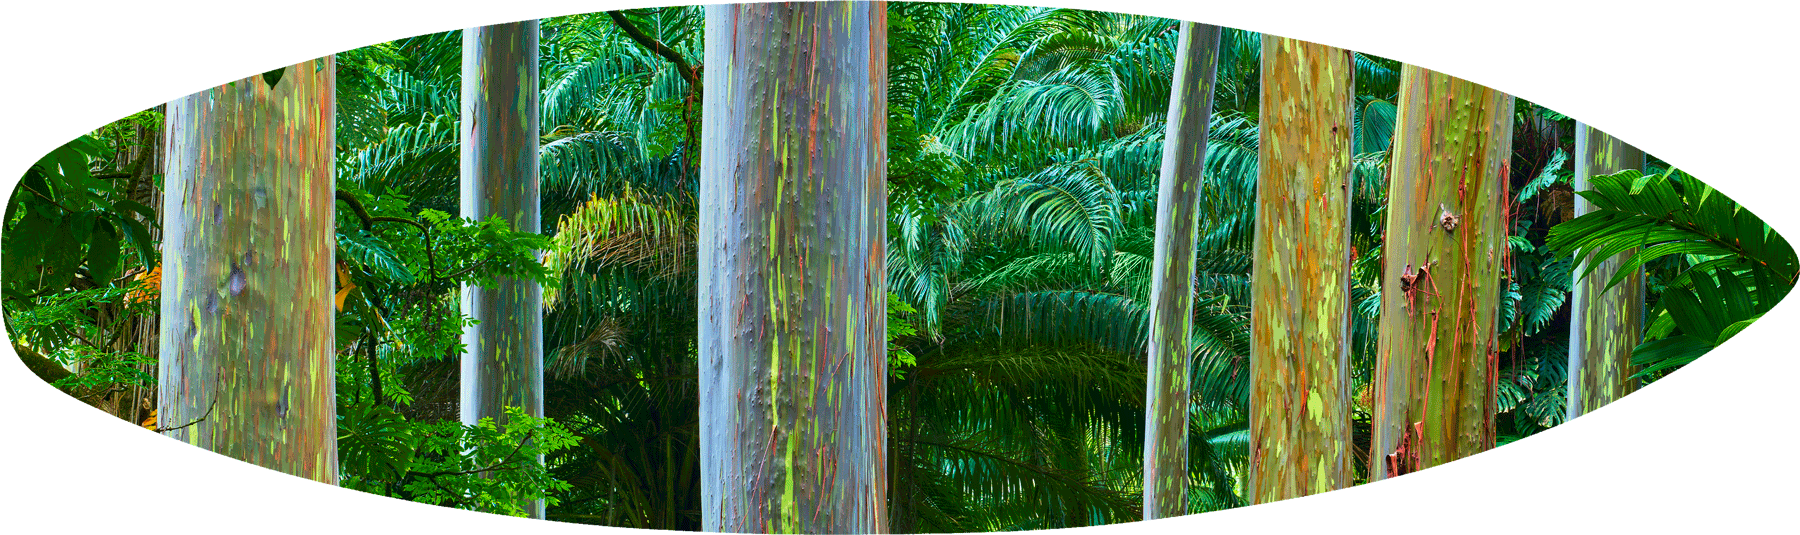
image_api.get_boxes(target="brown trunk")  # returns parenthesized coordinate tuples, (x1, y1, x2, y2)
(1247, 35, 1356, 503)
(1368, 64, 1512, 482)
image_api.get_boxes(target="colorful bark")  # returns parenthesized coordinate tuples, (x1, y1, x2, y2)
(698, 2, 888, 533)
(157, 58, 338, 484)
(459, 20, 544, 518)
(1368, 65, 1512, 482)
(1565, 123, 1645, 419)
(1247, 35, 1355, 503)
(1140, 20, 1221, 521)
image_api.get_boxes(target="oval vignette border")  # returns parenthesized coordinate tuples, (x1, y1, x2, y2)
(1, 1, 1795, 534)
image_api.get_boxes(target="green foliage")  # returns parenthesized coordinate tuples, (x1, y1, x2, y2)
(15, 4, 1755, 531)
(4, 136, 156, 300)
(338, 405, 578, 517)
(1550, 169, 1797, 293)
(1548, 169, 1797, 377)
(888, 293, 919, 379)
(48, 347, 155, 392)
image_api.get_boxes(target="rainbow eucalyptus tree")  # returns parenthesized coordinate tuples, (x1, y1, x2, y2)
(157, 58, 338, 483)
(1141, 20, 1222, 521)
(1368, 65, 1513, 481)
(460, 20, 544, 518)
(1565, 123, 1646, 419)
(1246, 35, 1354, 503)
(698, 2, 888, 533)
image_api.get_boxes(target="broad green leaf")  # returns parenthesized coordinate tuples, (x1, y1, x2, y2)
(87, 222, 121, 284)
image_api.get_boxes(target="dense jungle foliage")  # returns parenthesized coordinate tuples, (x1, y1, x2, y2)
(5, 2, 1792, 531)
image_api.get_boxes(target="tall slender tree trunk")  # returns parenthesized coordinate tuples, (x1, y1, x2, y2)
(1247, 35, 1355, 503)
(1368, 65, 1512, 482)
(126, 107, 165, 428)
(157, 58, 338, 484)
(459, 20, 544, 518)
(698, 3, 888, 533)
(1141, 20, 1221, 521)
(1565, 123, 1645, 419)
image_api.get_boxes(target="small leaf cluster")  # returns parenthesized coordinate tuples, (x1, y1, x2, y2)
(338, 404, 578, 517)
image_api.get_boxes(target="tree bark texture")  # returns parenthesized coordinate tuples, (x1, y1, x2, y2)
(698, 3, 888, 533)
(1565, 123, 1645, 420)
(460, 20, 544, 518)
(1140, 20, 1221, 521)
(1247, 35, 1355, 503)
(1368, 65, 1512, 482)
(157, 58, 337, 484)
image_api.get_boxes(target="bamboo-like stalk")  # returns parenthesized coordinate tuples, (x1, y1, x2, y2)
(1565, 123, 1646, 419)
(459, 20, 544, 519)
(1247, 35, 1355, 503)
(157, 58, 338, 484)
(1368, 65, 1512, 482)
(698, 2, 888, 533)
(1141, 20, 1222, 521)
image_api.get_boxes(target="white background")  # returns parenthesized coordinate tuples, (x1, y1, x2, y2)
(2, 0, 1795, 533)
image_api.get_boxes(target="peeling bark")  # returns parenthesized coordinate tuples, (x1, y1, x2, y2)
(698, 3, 888, 533)
(1368, 65, 1512, 482)
(1247, 35, 1355, 503)
(459, 20, 545, 518)
(157, 58, 338, 484)
(1141, 20, 1222, 521)
(1565, 123, 1645, 419)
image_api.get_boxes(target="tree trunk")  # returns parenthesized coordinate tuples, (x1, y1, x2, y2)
(1565, 123, 1645, 419)
(125, 107, 165, 428)
(698, 3, 888, 533)
(1140, 20, 1221, 521)
(1247, 35, 1355, 503)
(157, 58, 338, 484)
(1368, 65, 1512, 482)
(459, 20, 544, 518)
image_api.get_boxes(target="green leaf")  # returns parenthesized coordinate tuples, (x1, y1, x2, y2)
(337, 402, 416, 481)
(87, 222, 121, 284)
(1629, 335, 1713, 379)
(338, 230, 415, 284)
(116, 217, 157, 269)
(3, 211, 53, 284)
(1716, 314, 1762, 345)
(111, 199, 158, 224)
(262, 66, 287, 90)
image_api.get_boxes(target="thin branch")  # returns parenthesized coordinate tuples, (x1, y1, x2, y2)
(155, 396, 217, 433)
(335, 190, 376, 232)
(17, 182, 82, 214)
(410, 429, 538, 478)
(607, 10, 700, 91)
(335, 189, 442, 282)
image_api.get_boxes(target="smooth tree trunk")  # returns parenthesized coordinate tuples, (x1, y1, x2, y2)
(459, 20, 544, 518)
(1565, 123, 1646, 419)
(1140, 20, 1222, 521)
(157, 58, 337, 484)
(698, 3, 888, 533)
(1247, 35, 1355, 503)
(1368, 65, 1512, 482)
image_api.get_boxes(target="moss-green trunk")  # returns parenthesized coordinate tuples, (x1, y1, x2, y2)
(1368, 65, 1512, 481)
(1565, 123, 1645, 419)
(157, 58, 338, 484)
(1141, 21, 1222, 521)
(1247, 35, 1355, 503)
(698, 2, 888, 533)
(459, 20, 544, 518)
